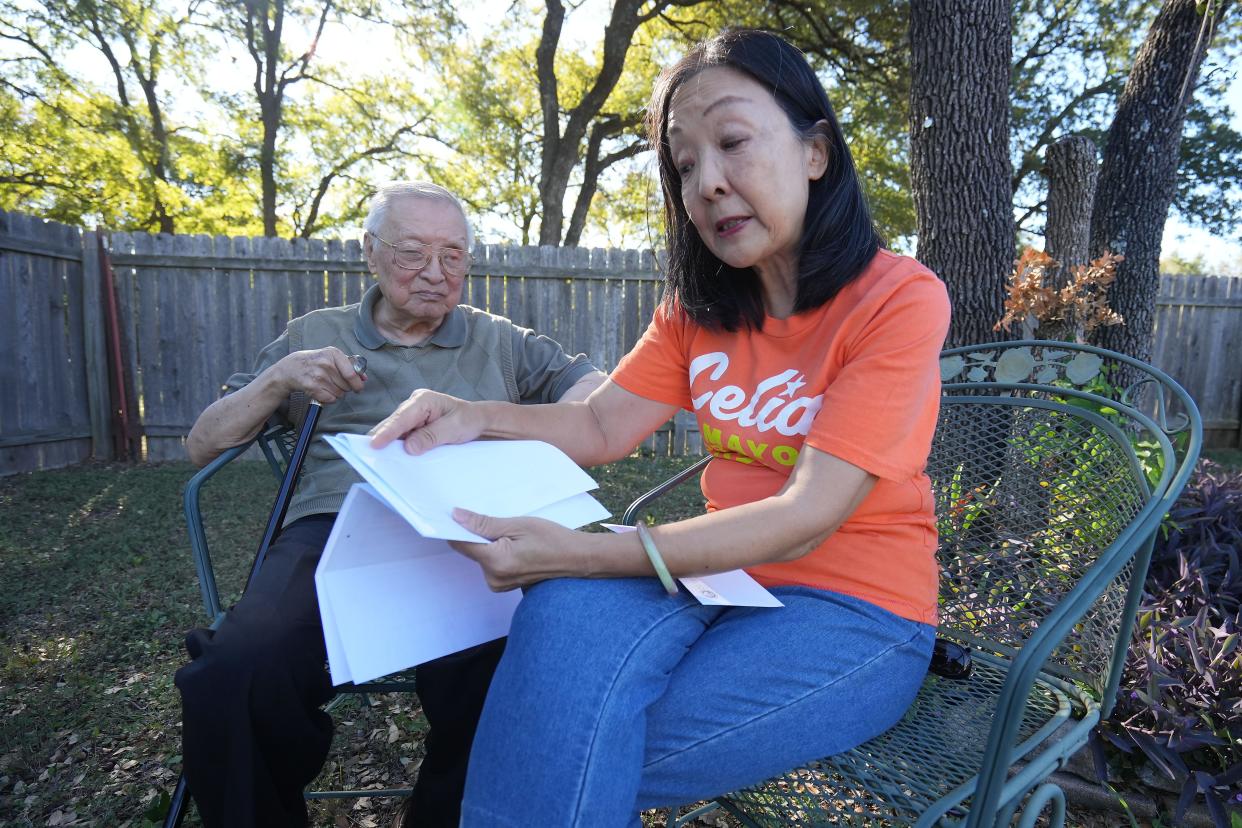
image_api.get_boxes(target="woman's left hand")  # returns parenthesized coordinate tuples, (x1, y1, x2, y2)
(449, 509, 584, 591)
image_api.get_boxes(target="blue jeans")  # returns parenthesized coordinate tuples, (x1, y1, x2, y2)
(460, 578, 935, 827)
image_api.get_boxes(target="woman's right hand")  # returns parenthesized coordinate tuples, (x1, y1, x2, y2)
(369, 389, 485, 454)
(272, 347, 365, 403)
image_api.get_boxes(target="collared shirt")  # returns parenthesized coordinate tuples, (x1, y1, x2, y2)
(224, 284, 598, 524)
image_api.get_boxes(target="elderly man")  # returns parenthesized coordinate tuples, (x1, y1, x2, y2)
(175, 182, 604, 828)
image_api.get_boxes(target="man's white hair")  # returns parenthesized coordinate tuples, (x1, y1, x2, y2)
(362, 181, 474, 252)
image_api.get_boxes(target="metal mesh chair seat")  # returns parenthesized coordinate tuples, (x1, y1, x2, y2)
(721, 653, 1075, 827)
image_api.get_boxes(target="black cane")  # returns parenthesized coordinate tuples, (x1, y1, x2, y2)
(248, 349, 367, 592)
(244, 399, 322, 591)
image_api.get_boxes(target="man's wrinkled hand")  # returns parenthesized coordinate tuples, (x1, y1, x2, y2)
(275, 347, 364, 404)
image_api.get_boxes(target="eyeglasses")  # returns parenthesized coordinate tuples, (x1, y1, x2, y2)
(372, 235, 474, 276)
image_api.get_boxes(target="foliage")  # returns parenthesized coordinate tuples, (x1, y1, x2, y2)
(2, 0, 1240, 247)
(0, 0, 240, 233)
(275, 72, 434, 237)
(994, 248, 1126, 341)
(1174, 37, 1242, 238)
(198, 0, 449, 238)
(426, 35, 558, 245)
(1099, 460, 1242, 826)
(0, 0, 445, 237)
(1161, 250, 1214, 275)
(1012, 0, 1242, 241)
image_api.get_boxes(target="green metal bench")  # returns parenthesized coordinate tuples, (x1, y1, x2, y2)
(624, 341, 1201, 828)
(164, 421, 417, 827)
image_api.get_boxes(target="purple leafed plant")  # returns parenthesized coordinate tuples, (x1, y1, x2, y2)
(1100, 460, 1242, 826)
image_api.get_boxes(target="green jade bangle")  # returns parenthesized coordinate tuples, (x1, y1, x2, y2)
(635, 522, 679, 596)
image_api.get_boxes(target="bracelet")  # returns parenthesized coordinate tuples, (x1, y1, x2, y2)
(635, 522, 678, 596)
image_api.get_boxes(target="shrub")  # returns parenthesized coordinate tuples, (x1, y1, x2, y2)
(1099, 460, 1242, 825)
(994, 249, 1125, 342)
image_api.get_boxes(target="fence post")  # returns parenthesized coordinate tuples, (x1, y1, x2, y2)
(80, 229, 113, 459)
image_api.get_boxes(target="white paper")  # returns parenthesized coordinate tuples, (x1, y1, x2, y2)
(324, 434, 609, 540)
(599, 524, 784, 608)
(316, 484, 522, 685)
(316, 436, 611, 685)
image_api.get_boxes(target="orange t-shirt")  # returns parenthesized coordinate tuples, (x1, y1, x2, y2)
(611, 250, 950, 624)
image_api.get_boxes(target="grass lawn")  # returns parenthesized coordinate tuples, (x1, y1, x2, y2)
(0, 455, 705, 828)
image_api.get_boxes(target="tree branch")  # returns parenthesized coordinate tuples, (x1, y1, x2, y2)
(278, 0, 332, 90)
(298, 119, 428, 236)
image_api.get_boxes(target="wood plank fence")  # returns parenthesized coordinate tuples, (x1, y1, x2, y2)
(3, 208, 1241, 475)
(0, 212, 108, 475)
(103, 230, 694, 462)
(1149, 272, 1242, 446)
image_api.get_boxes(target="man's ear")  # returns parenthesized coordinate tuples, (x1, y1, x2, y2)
(362, 232, 378, 275)
(807, 120, 830, 181)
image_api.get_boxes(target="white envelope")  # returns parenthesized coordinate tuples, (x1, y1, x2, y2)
(599, 523, 784, 608)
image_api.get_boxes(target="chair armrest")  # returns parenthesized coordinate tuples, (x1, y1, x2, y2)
(621, 455, 712, 526)
(182, 442, 254, 623)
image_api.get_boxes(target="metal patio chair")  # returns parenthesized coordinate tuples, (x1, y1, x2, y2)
(623, 341, 1201, 828)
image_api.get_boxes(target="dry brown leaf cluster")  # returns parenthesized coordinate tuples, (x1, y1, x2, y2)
(994, 249, 1126, 340)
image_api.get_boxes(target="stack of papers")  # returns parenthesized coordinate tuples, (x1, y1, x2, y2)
(315, 435, 609, 685)
(315, 433, 784, 687)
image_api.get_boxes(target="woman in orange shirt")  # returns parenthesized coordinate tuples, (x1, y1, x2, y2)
(372, 29, 951, 827)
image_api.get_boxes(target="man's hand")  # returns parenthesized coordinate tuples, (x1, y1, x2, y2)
(369, 389, 484, 454)
(273, 347, 365, 404)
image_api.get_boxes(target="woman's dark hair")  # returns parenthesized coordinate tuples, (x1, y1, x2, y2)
(647, 29, 883, 331)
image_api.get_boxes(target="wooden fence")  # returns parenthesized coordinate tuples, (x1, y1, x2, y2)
(0, 212, 107, 475)
(3, 208, 1241, 475)
(103, 230, 694, 462)
(1150, 272, 1242, 447)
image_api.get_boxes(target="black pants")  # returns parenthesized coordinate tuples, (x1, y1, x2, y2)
(174, 514, 505, 828)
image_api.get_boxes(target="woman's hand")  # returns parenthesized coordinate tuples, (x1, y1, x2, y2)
(449, 509, 585, 591)
(369, 389, 485, 454)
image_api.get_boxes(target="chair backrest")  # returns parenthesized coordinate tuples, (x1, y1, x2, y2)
(930, 341, 1200, 702)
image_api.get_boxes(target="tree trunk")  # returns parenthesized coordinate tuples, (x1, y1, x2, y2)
(260, 108, 279, 237)
(1089, 0, 1232, 366)
(258, 1, 284, 238)
(1044, 135, 1099, 288)
(909, 0, 1014, 348)
(534, 0, 656, 246)
(535, 0, 567, 246)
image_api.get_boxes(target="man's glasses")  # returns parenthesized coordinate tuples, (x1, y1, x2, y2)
(372, 235, 474, 276)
